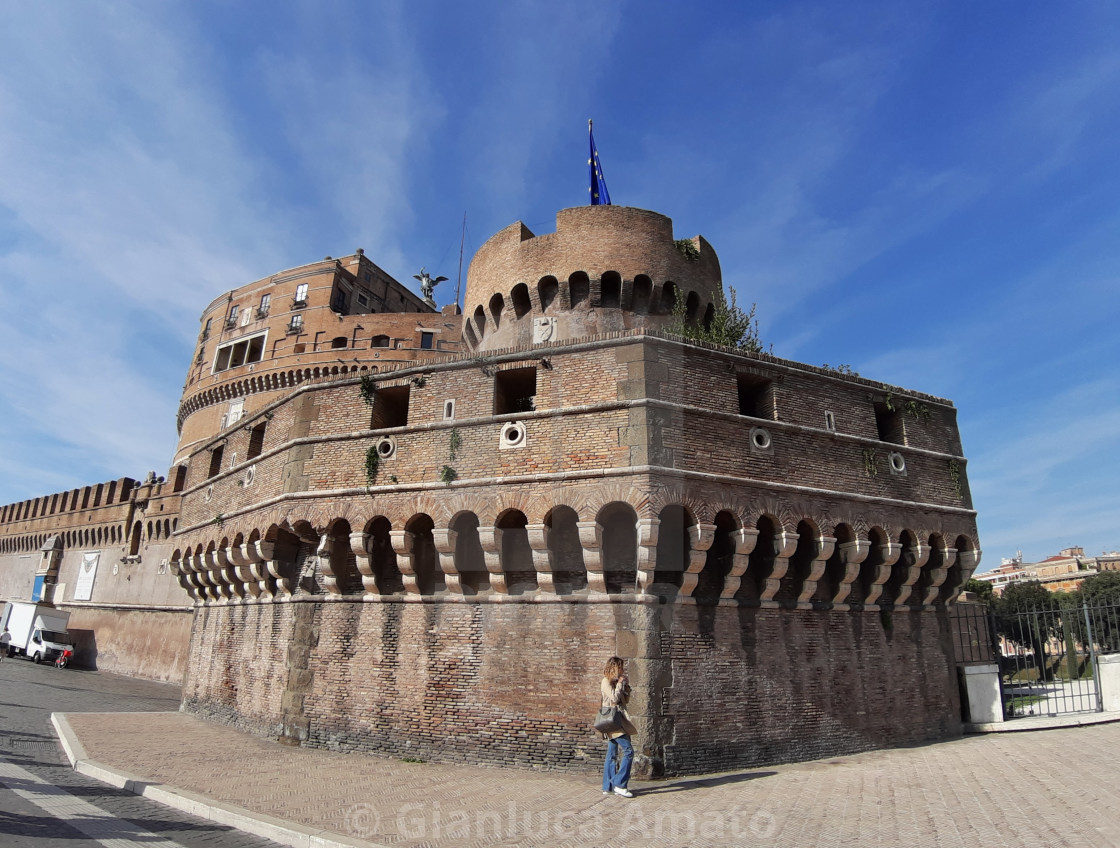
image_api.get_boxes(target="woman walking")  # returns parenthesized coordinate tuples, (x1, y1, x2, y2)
(599, 656, 638, 798)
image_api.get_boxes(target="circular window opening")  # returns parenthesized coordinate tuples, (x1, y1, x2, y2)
(750, 427, 772, 451)
(376, 436, 396, 459)
(889, 452, 906, 473)
(204, 485, 214, 503)
(243, 466, 256, 487)
(506, 424, 524, 445)
(500, 421, 526, 448)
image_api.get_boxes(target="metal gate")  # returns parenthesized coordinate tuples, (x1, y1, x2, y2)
(952, 600, 1120, 719)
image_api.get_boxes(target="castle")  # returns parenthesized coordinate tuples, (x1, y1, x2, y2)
(0, 205, 981, 776)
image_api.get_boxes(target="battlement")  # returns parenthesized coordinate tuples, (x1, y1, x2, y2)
(464, 205, 724, 351)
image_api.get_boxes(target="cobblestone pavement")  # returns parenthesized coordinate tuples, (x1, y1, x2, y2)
(0, 657, 285, 848)
(59, 705, 1120, 848)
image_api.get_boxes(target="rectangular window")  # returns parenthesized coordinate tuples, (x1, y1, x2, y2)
(371, 385, 410, 429)
(356, 292, 369, 306)
(247, 422, 266, 459)
(226, 305, 239, 327)
(258, 293, 271, 316)
(202, 318, 212, 338)
(737, 374, 773, 418)
(213, 332, 268, 373)
(494, 367, 537, 415)
(420, 331, 434, 350)
(207, 445, 224, 479)
(294, 283, 309, 304)
(288, 314, 303, 334)
(874, 402, 905, 444)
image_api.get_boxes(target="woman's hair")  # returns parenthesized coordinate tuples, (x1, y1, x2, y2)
(603, 656, 625, 683)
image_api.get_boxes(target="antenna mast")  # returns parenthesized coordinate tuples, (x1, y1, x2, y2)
(455, 212, 466, 309)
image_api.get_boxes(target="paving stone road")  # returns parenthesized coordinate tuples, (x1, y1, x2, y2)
(9, 653, 1120, 847)
(0, 656, 284, 848)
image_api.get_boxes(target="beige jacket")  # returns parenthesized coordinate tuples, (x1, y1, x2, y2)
(600, 676, 638, 739)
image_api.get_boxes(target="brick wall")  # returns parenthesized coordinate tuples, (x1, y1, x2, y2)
(180, 597, 960, 776)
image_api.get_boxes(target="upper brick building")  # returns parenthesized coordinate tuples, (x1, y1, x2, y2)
(1, 204, 982, 776)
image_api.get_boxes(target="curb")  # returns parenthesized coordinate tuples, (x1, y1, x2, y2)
(964, 710, 1120, 733)
(50, 713, 384, 848)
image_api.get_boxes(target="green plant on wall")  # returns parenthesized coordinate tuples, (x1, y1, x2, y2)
(666, 284, 763, 353)
(365, 445, 380, 487)
(674, 238, 700, 261)
(448, 427, 462, 461)
(439, 465, 458, 485)
(904, 399, 930, 420)
(359, 375, 378, 407)
(410, 375, 427, 388)
(948, 459, 961, 498)
(862, 448, 878, 477)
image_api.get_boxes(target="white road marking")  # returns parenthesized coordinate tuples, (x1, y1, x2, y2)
(0, 754, 188, 848)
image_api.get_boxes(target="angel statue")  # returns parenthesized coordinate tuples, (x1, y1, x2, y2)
(414, 267, 448, 304)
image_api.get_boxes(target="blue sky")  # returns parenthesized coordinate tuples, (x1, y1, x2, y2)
(1, 1, 1117, 568)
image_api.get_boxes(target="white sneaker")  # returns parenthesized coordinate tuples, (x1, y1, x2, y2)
(612, 786, 634, 798)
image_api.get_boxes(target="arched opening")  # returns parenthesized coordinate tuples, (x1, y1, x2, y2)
(326, 519, 362, 594)
(538, 276, 559, 312)
(917, 534, 946, 606)
(685, 290, 700, 322)
(450, 512, 488, 595)
(658, 282, 677, 314)
(653, 505, 690, 594)
(738, 515, 778, 603)
(129, 521, 142, 556)
(511, 283, 532, 318)
(853, 527, 889, 606)
(266, 524, 304, 596)
(885, 529, 919, 607)
(569, 272, 590, 307)
(366, 517, 404, 595)
(289, 521, 321, 595)
(473, 306, 486, 339)
(631, 275, 652, 314)
(331, 336, 348, 349)
(372, 334, 391, 348)
(782, 520, 819, 605)
(599, 502, 637, 594)
(488, 293, 505, 330)
(702, 302, 715, 332)
(600, 271, 622, 308)
(821, 523, 856, 605)
(497, 509, 537, 594)
(405, 514, 440, 595)
(545, 506, 585, 594)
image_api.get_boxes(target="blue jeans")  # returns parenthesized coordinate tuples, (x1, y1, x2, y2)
(602, 735, 633, 791)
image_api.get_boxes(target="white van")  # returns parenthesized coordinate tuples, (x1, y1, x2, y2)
(0, 600, 73, 664)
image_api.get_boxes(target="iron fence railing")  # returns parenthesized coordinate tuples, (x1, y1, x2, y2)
(951, 600, 1120, 719)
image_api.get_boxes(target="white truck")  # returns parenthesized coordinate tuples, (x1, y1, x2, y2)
(0, 601, 73, 666)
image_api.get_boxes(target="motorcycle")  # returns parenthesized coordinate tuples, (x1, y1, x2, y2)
(55, 648, 72, 669)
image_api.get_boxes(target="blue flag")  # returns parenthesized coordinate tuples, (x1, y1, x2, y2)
(589, 120, 611, 206)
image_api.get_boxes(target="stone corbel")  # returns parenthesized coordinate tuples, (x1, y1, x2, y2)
(863, 540, 902, 609)
(250, 538, 281, 601)
(635, 517, 660, 594)
(227, 543, 258, 602)
(759, 531, 800, 605)
(577, 521, 606, 594)
(720, 528, 760, 598)
(350, 531, 379, 598)
(217, 546, 244, 603)
(317, 532, 342, 596)
(831, 538, 870, 609)
(797, 535, 837, 606)
(390, 530, 420, 595)
(525, 524, 554, 594)
(894, 543, 930, 607)
(679, 523, 717, 598)
(944, 548, 982, 604)
(431, 528, 465, 595)
(923, 548, 958, 606)
(476, 526, 508, 595)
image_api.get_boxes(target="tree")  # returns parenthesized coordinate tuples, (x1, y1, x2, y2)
(994, 581, 1060, 681)
(668, 285, 762, 353)
(963, 578, 993, 603)
(1077, 571, 1120, 652)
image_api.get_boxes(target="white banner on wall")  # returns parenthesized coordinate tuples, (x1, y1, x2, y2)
(74, 552, 99, 601)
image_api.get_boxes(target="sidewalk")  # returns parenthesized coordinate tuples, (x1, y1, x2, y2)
(53, 711, 1120, 848)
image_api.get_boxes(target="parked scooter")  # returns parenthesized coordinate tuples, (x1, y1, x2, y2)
(55, 648, 72, 669)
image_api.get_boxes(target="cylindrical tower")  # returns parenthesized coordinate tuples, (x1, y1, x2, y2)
(463, 205, 723, 350)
